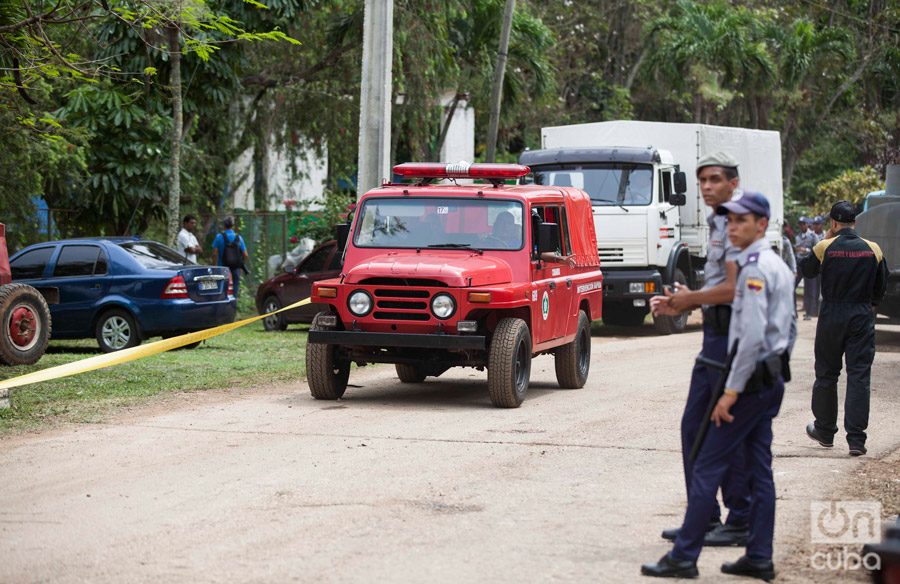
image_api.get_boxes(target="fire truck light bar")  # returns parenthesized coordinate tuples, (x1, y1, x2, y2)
(393, 162, 530, 180)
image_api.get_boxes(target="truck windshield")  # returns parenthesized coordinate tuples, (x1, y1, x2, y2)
(354, 197, 525, 250)
(526, 163, 653, 206)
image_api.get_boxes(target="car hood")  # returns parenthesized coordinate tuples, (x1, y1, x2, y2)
(344, 252, 513, 287)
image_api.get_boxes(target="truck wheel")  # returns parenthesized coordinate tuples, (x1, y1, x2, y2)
(262, 295, 287, 331)
(488, 318, 532, 408)
(306, 312, 350, 400)
(395, 363, 426, 383)
(653, 268, 689, 335)
(96, 309, 141, 352)
(602, 304, 647, 327)
(0, 283, 51, 366)
(555, 310, 591, 389)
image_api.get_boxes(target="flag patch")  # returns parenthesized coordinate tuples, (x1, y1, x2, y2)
(746, 277, 765, 294)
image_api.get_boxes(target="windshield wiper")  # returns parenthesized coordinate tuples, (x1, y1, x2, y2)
(427, 243, 472, 248)
(592, 200, 629, 212)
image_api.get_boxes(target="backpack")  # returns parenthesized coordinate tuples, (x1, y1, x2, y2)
(221, 233, 243, 269)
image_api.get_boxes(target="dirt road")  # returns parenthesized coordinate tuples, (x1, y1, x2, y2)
(2, 318, 898, 584)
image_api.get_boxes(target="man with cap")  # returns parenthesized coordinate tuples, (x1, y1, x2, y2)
(800, 200, 889, 457)
(794, 217, 818, 319)
(642, 192, 796, 580)
(812, 216, 825, 242)
(650, 152, 751, 548)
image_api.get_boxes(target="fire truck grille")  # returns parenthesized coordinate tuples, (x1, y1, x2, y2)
(377, 300, 427, 310)
(371, 287, 433, 320)
(374, 289, 429, 298)
(373, 311, 430, 321)
(361, 277, 448, 287)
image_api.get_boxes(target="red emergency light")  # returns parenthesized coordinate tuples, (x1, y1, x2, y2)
(393, 162, 530, 181)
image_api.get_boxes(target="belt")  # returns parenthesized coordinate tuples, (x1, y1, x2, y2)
(702, 305, 732, 336)
(746, 352, 791, 393)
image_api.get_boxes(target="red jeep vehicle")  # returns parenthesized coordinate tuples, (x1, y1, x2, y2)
(306, 163, 603, 408)
(1, 223, 53, 366)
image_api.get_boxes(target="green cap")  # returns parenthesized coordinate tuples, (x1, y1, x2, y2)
(697, 151, 739, 175)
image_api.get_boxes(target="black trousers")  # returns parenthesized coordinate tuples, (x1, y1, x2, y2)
(812, 302, 876, 448)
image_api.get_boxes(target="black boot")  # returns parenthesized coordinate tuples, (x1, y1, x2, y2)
(721, 555, 776, 581)
(661, 519, 720, 541)
(703, 523, 749, 547)
(641, 553, 699, 578)
(806, 423, 833, 448)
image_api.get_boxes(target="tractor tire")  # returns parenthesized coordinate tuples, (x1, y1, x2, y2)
(487, 318, 532, 408)
(0, 283, 51, 366)
(306, 312, 350, 400)
(555, 310, 591, 389)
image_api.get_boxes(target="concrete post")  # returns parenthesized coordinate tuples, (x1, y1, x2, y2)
(357, 0, 394, 197)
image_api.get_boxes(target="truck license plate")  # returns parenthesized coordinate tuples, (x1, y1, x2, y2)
(199, 280, 217, 291)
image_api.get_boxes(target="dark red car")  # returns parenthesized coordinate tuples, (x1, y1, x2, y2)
(255, 240, 342, 330)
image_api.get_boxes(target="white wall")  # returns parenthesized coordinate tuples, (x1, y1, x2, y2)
(439, 91, 475, 164)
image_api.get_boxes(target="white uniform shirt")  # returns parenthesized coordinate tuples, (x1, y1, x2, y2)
(176, 228, 199, 263)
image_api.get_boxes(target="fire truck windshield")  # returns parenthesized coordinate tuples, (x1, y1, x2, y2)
(354, 197, 525, 250)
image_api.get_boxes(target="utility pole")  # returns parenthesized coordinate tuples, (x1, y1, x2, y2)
(485, 0, 515, 163)
(357, 0, 394, 197)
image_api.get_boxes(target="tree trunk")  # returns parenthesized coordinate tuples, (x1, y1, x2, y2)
(166, 24, 182, 248)
(485, 0, 515, 163)
(433, 92, 462, 162)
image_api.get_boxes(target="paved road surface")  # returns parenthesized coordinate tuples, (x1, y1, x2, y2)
(2, 318, 898, 583)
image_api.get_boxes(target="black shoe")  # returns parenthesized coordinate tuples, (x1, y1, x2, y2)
(704, 523, 749, 547)
(721, 555, 776, 581)
(806, 423, 833, 448)
(849, 445, 867, 456)
(661, 519, 721, 541)
(641, 553, 699, 578)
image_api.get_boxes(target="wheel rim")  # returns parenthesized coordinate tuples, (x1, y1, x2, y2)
(577, 327, 589, 375)
(102, 316, 131, 350)
(263, 300, 280, 328)
(7, 303, 40, 351)
(514, 338, 529, 390)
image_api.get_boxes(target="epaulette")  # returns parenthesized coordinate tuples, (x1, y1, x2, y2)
(746, 252, 759, 264)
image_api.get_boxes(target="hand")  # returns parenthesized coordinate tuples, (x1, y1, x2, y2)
(650, 290, 680, 316)
(667, 282, 691, 313)
(825, 229, 835, 239)
(711, 392, 738, 427)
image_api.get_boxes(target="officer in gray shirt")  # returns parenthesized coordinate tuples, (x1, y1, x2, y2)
(650, 152, 751, 547)
(642, 192, 796, 580)
(795, 217, 819, 319)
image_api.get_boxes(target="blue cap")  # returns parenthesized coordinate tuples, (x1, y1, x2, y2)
(813, 215, 824, 224)
(716, 192, 771, 218)
(798, 216, 809, 223)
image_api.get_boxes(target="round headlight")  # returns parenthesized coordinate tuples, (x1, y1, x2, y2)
(348, 290, 373, 317)
(431, 293, 456, 320)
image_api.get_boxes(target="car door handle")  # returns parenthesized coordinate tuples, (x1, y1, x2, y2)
(549, 281, 556, 290)
(92, 284, 101, 290)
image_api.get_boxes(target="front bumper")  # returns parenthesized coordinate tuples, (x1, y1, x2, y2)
(308, 330, 485, 350)
(600, 269, 663, 301)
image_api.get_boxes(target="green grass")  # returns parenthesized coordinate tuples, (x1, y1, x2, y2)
(0, 314, 309, 432)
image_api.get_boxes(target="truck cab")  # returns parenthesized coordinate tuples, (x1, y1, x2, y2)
(306, 162, 603, 408)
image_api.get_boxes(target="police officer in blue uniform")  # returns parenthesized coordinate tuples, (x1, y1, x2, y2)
(651, 152, 751, 547)
(642, 192, 797, 580)
(801, 200, 889, 456)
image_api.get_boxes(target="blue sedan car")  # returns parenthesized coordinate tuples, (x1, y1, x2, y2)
(9, 238, 236, 352)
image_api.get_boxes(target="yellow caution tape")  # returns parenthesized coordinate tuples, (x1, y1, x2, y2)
(0, 298, 312, 391)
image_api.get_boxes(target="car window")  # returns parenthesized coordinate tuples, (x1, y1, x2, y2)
(10, 247, 54, 280)
(95, 249, 108, 275)
(298, 246, 332, 274)
(119, 241, 186, 269)
(326, 246, 342, 271)
(53, 245, 103, 278)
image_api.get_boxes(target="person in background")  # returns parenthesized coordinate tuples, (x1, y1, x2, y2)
(812, 216, 825, 242)
(212, 216, 249, 298)
(794, 217, 818, 320)
(176, 214, 202, 263)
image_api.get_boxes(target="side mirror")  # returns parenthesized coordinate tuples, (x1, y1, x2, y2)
(537, 222, 560, 254)
(673, 171, 687, 197)
(336, 223, 350, 251)
(283, 264, 295, 273)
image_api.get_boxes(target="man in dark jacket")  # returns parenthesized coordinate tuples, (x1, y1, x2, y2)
(800, 200, 889, 456)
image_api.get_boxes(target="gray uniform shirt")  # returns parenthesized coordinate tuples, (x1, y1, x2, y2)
(794, 229, 817, 260)
(702, 213, 742, 308)
(725, 238, 798, 393)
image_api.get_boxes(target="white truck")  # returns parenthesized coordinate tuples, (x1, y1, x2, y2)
(519, 120, 784, 334)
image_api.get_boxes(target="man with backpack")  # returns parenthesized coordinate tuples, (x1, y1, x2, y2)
(212, 215, 249, 298)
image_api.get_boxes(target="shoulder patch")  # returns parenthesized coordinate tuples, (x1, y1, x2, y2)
(746, 276, 765, 294)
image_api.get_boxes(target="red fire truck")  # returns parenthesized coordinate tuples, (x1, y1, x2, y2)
(306, 162, 603, 407)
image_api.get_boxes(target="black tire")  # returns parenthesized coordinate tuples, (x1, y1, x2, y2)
(0, 283, 51, 366)
(161, 331, 201, 350)
(306, 312, 350, 400)
(555, 310, 591, 389)
(262, 295, 287, 331)
(653, 268, 689, 335)
(395, 363, 426, 383)
(488, 318, 532, 408)
(602, 304, 647, 327)
(95, 308, 140, 353)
